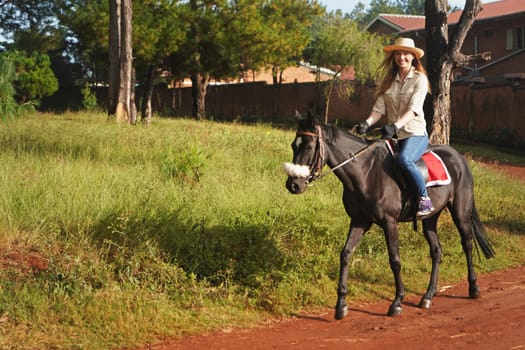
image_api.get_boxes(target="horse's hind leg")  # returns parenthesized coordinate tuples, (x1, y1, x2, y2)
(449, 202, 480, 298)
(420, 213, 443, 309)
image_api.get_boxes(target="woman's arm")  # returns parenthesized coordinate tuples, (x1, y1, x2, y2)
(364, 110, 383, 127)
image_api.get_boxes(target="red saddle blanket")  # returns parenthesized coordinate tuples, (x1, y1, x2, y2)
(385, 140, 451, 187)
(421, 151, 451, 187)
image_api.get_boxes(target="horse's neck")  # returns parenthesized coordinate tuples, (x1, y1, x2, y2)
(324, 132, 387, 190)
(323, 126, 372, 168)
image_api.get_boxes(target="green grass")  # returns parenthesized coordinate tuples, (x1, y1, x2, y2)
(0, 112, 524, 349)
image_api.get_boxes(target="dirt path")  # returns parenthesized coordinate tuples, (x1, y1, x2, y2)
(137, 161, 525, 350)
(139, 265, 525, 350)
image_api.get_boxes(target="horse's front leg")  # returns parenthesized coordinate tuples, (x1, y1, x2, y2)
(335, 222, 370, 320)
(419, 214, 443, 309)
(383, 219, 405, 316)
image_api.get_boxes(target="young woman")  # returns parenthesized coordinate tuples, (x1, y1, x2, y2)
(357, 37, 434, 216)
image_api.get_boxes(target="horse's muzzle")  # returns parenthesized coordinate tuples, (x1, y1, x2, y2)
(286, 176, 308, 194)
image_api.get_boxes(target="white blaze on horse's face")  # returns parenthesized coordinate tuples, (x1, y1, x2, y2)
(283, 135, 313, 178)
(283, 162, 310, 178)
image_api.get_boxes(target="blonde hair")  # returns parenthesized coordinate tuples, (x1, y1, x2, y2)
(375, 52, 430, 99)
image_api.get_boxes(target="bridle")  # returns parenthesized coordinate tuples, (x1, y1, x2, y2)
(295, 125, 377, 184)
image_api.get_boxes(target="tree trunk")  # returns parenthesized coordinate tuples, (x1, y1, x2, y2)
(425, 0, 483, 145)
(129, 66, 137, 124)
(191, 72, 209, 120)
(115, 0, 133, 123)
(141, 64, 155, 124)
(271, 66, 280, 121)
(107, 0, 120, 115)
(108, 0, 134, 123)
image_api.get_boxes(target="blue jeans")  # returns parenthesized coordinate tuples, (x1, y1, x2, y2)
(397, 135, 429, 197)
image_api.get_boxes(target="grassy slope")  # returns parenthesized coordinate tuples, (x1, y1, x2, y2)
(0, 112, 523, 349)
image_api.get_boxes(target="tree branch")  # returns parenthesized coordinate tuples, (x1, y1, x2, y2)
(455, 51, 491, 67)
(449, 0, 483, 63)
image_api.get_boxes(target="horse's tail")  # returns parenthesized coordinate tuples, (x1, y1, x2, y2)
(472, 203, 495, 259)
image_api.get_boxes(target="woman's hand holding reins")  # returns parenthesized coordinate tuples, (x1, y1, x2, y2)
(381, 124, 398, 139)
(355, 121, 369, 134)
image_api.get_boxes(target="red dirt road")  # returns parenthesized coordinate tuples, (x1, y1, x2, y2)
(138, 162, 525, 350)
(142, 265, 525, 350)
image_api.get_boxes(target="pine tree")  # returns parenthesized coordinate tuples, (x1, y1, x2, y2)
(0, 55, 33, 120)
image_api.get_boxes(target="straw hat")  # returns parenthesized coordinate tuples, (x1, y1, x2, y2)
(383, 37, 424, 59)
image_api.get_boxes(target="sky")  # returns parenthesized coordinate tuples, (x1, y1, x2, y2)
(319, 0, 501, 15)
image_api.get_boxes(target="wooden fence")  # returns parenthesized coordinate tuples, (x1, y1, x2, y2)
(148, 79, 525, 146)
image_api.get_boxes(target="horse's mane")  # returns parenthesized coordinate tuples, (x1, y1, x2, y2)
(320, 122, 372, 146)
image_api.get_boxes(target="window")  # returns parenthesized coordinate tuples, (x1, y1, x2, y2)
(517, 26, 525, 49)
(506, 29, 513, 50)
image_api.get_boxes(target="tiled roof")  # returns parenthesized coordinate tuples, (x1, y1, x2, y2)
(448, 0, 525, 24)
(377, 14, 425, 31)
(371, 0, 525, 32)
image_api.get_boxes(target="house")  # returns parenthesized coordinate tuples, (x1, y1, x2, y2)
(366, 14, 425, 35)
(366, 0, 525, 82)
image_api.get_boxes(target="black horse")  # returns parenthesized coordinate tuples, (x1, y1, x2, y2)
(284, 112, 494, 320)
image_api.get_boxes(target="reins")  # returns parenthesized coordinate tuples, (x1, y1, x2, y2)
(296, 126, 378, 184)
(316, 142, 375, 181)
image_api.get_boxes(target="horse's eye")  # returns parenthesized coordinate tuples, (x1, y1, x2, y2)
(304, 142, 315, 151)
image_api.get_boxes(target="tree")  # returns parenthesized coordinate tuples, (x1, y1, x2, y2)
(171, 0, 234, 120)
(0, 55, 34, 120)
(350, 0, 404, 28)
(260, 0, 323, 119)
(425, 0, 485, 144)
(57, 0, 110, 87)
(9, 50, 59, 104)
(171, 0, 323, 120)
(304, 13, 385, 122)
(259, 0, 323, 85)
(108, 0, 136, 123)
(349, 0, 425, 27)
(0, 0, 62, 50)
(133, 0, 186, 123)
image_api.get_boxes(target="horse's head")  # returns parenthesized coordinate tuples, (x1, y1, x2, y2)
(284, 111, 325, 194)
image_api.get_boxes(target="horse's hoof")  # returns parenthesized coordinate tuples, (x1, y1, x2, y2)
(469, 285, 480, 298)
(419, 298, 432, 309)
(387, 304, 402, 316)
(334, 304, 348, 320)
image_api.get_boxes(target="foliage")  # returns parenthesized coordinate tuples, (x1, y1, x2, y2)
(304, 13, 386, 120)
(80, 84, 97, 111)
(306, 13, 385, 82)
(348, 0, 425, 28)
(7, 50, 59, 103)
(0, 55, 34, 120)
(0, 112, 523, 348)
(160, 144, 207, 183)
(258, 0, 323, 82)
(56, 0, 110, 84)
(0, 0, 62, 50)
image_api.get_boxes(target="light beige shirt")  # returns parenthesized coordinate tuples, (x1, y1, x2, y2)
(372, 67, 429, 139)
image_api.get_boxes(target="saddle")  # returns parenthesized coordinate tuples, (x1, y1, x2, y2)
(385, 140, 451, 226)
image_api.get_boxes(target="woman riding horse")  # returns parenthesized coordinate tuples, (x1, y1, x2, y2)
(284, 111, 494, 319)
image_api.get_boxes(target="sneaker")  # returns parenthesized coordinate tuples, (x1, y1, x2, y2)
(417, 196, 435, 216)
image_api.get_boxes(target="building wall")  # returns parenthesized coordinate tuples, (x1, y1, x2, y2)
(460, 15, 524, 60)
(392, 13, 525, 81)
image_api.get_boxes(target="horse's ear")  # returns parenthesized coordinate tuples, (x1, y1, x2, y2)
(295, 110, 304, 121)
(306, 109, 317, 124)
(295, 109, 317, 129)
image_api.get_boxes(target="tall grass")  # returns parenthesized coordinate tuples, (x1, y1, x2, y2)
(0, 112, 524, 349)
